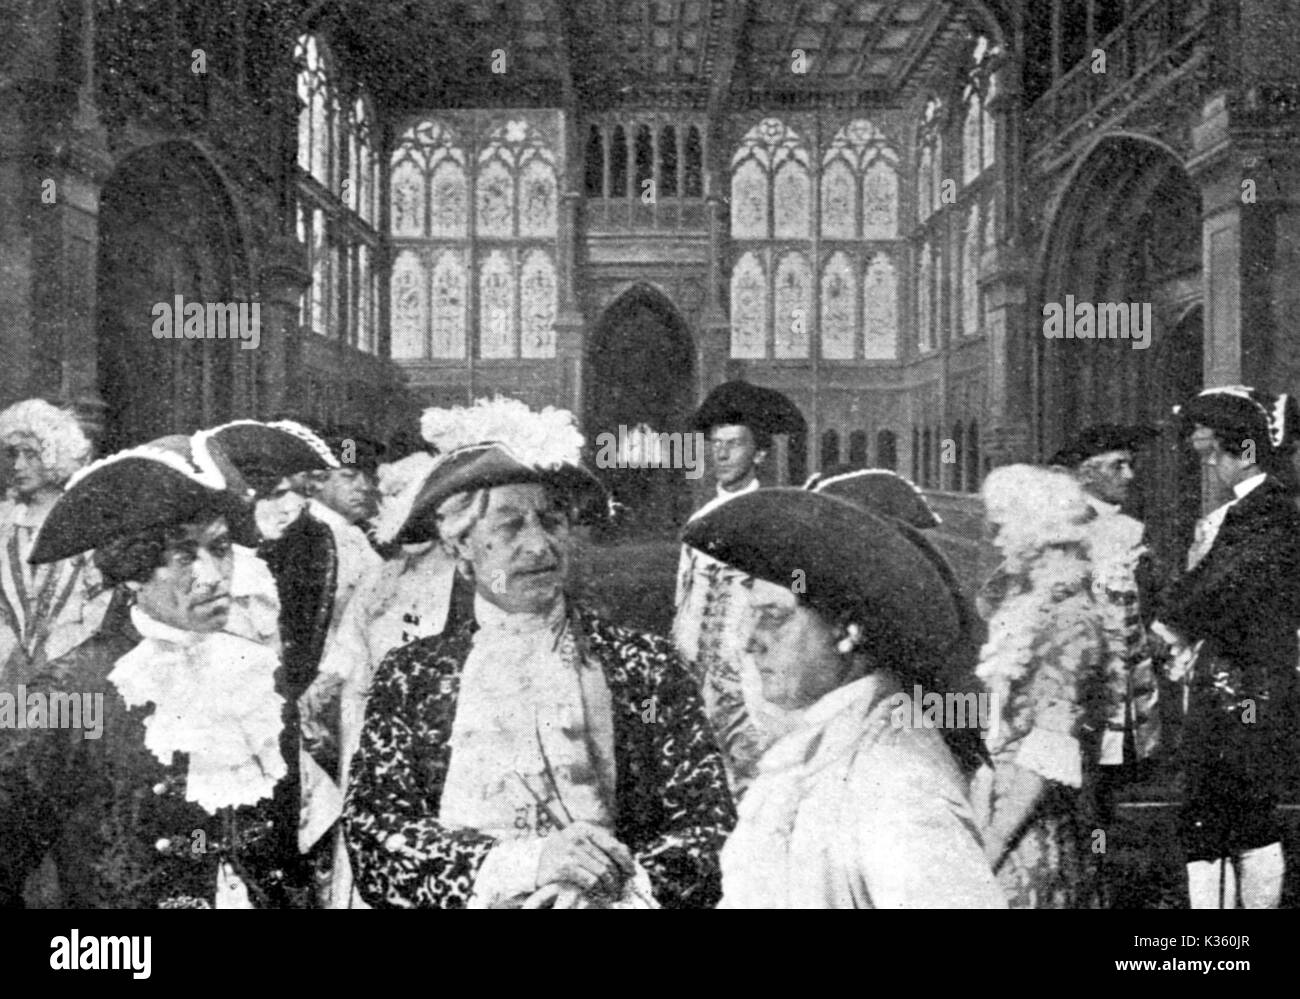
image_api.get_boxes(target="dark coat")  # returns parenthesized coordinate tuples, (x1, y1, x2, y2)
(344, 606, 736, 909)
(1156, 475, 1300, 858)
(0, 598, 308, 908)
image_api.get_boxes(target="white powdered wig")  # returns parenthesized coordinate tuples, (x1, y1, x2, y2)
(0, 399, 93, 484)
(420, 396, 585, 470)
(981, 464, 1093, 555)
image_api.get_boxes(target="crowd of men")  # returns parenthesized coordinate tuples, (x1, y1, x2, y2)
(0, 381, 1295, 908)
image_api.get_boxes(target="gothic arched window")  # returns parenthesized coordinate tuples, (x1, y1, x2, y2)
(296, 34, 379, 353)
(731, 118, 901, 361)
(962, 36, 999, 186)
(390, 115, 559, 360)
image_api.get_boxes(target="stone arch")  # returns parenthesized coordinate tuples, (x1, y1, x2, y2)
(585, 283, 695, 531)
(96, 141, 252, 452)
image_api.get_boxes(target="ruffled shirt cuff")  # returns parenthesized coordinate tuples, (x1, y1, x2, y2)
(468, 837, 547, 909)
(1014, 726, 1082, 788)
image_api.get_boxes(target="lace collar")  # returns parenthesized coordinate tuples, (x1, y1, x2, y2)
(108, 609, 286, 813)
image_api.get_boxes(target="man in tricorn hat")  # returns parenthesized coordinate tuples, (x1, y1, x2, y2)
(344, 396, 733, 908)
(1050, 424, 1162, 895)
(0, 437, 306, 907)
(1153, 386, 1300, 907)
(671, 381, 805, 799)
(683, 488, 1004, 907)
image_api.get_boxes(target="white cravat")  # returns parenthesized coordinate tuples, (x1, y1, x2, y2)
(109, 608, 286, 814)
(439, 596, 616, 839)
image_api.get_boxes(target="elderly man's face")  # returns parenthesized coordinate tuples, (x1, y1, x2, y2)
(743, 578, 847, 711)
(128, 518, 234, 633)
(5, 434, 60, 499)
(459, 483, 572, 615)
(1076, 449, 1135, 505)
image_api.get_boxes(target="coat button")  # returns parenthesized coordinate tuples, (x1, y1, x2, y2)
(152, 782, 167, 795)
(155, 837, 172, 853)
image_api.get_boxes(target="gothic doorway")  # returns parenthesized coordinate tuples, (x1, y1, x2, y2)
(585, 285, 695, 532)
(1038, 135, 1202, 570)
(96, 142, 248, 453)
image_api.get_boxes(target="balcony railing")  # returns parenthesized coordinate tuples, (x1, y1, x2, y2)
(1024, 0, 1212, 161)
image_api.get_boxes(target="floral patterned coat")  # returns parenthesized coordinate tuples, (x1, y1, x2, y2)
(344, 606, 736, 909)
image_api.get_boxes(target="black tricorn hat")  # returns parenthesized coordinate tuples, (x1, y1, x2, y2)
(1174, 386, 1299, 453)
(28, 436, 255, 564)
(387, 443, 609, 546)
(1048, 423, 1158, 468)
(682, 488, 962, 675)
(689, 380, 806, 438)
(318, 423, 387, 473)
(193, 420, 339, 495)
(804, 467, 941, 529)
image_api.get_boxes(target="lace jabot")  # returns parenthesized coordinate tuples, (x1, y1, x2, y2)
(108, 608, 286, 814)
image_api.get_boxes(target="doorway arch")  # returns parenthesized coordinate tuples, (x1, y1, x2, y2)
(96, 142, 248, 452)
(1037, 135, 1202, 567)
(585, 284, 694, 531)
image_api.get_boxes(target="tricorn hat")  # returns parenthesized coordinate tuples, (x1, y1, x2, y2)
(29, 436, 255, 564)
(193, 419, 339, 496)
(381, 397, 608, 545)
(682, 488, 962, 675)
(688, 380, 806, 439)
(1048, 423, 1158, 468)
(803, 467, 941, 529)
(1174, 386, 1299, 453)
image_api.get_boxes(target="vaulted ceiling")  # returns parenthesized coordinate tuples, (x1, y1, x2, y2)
(322, 0, 1013, 118)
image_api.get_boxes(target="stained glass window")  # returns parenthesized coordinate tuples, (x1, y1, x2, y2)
(917, 244, 932, 354)
(731, 159, 767, 239)
(731, 117, 901, 360)
(479, 250, 515, 359)
(296, 34, 379, 352)
(730, 252, 766, 358)
(519, 249, 557, 358)
(773, 252, 811, 358)
(863, 253, 898, 360)
(820, 160, 856, 240)
(430, 250, 467, 359)
(390, 250, 426, 359)
(962, 203, 981, 336)
(391, 115, 558, 360)
(821, 252, 856, 360)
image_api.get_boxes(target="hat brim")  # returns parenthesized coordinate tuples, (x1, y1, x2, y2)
(689, 381, 806, 437)
(393, 444, 608, 545)
(1048, 424, 1158, 467)
(203, 422, 338, 488)
(29, 456, 255, 564)
(806, 468, 941, 529)
(682, 488, 961, 671)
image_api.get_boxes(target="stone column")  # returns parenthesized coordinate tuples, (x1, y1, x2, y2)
(1189, 87, 1300, 393)
(257, 234, 311, 415)
(4, 0, 113, 448)
(555, 190, 587, 420)
(979, 56, 1033, 467)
